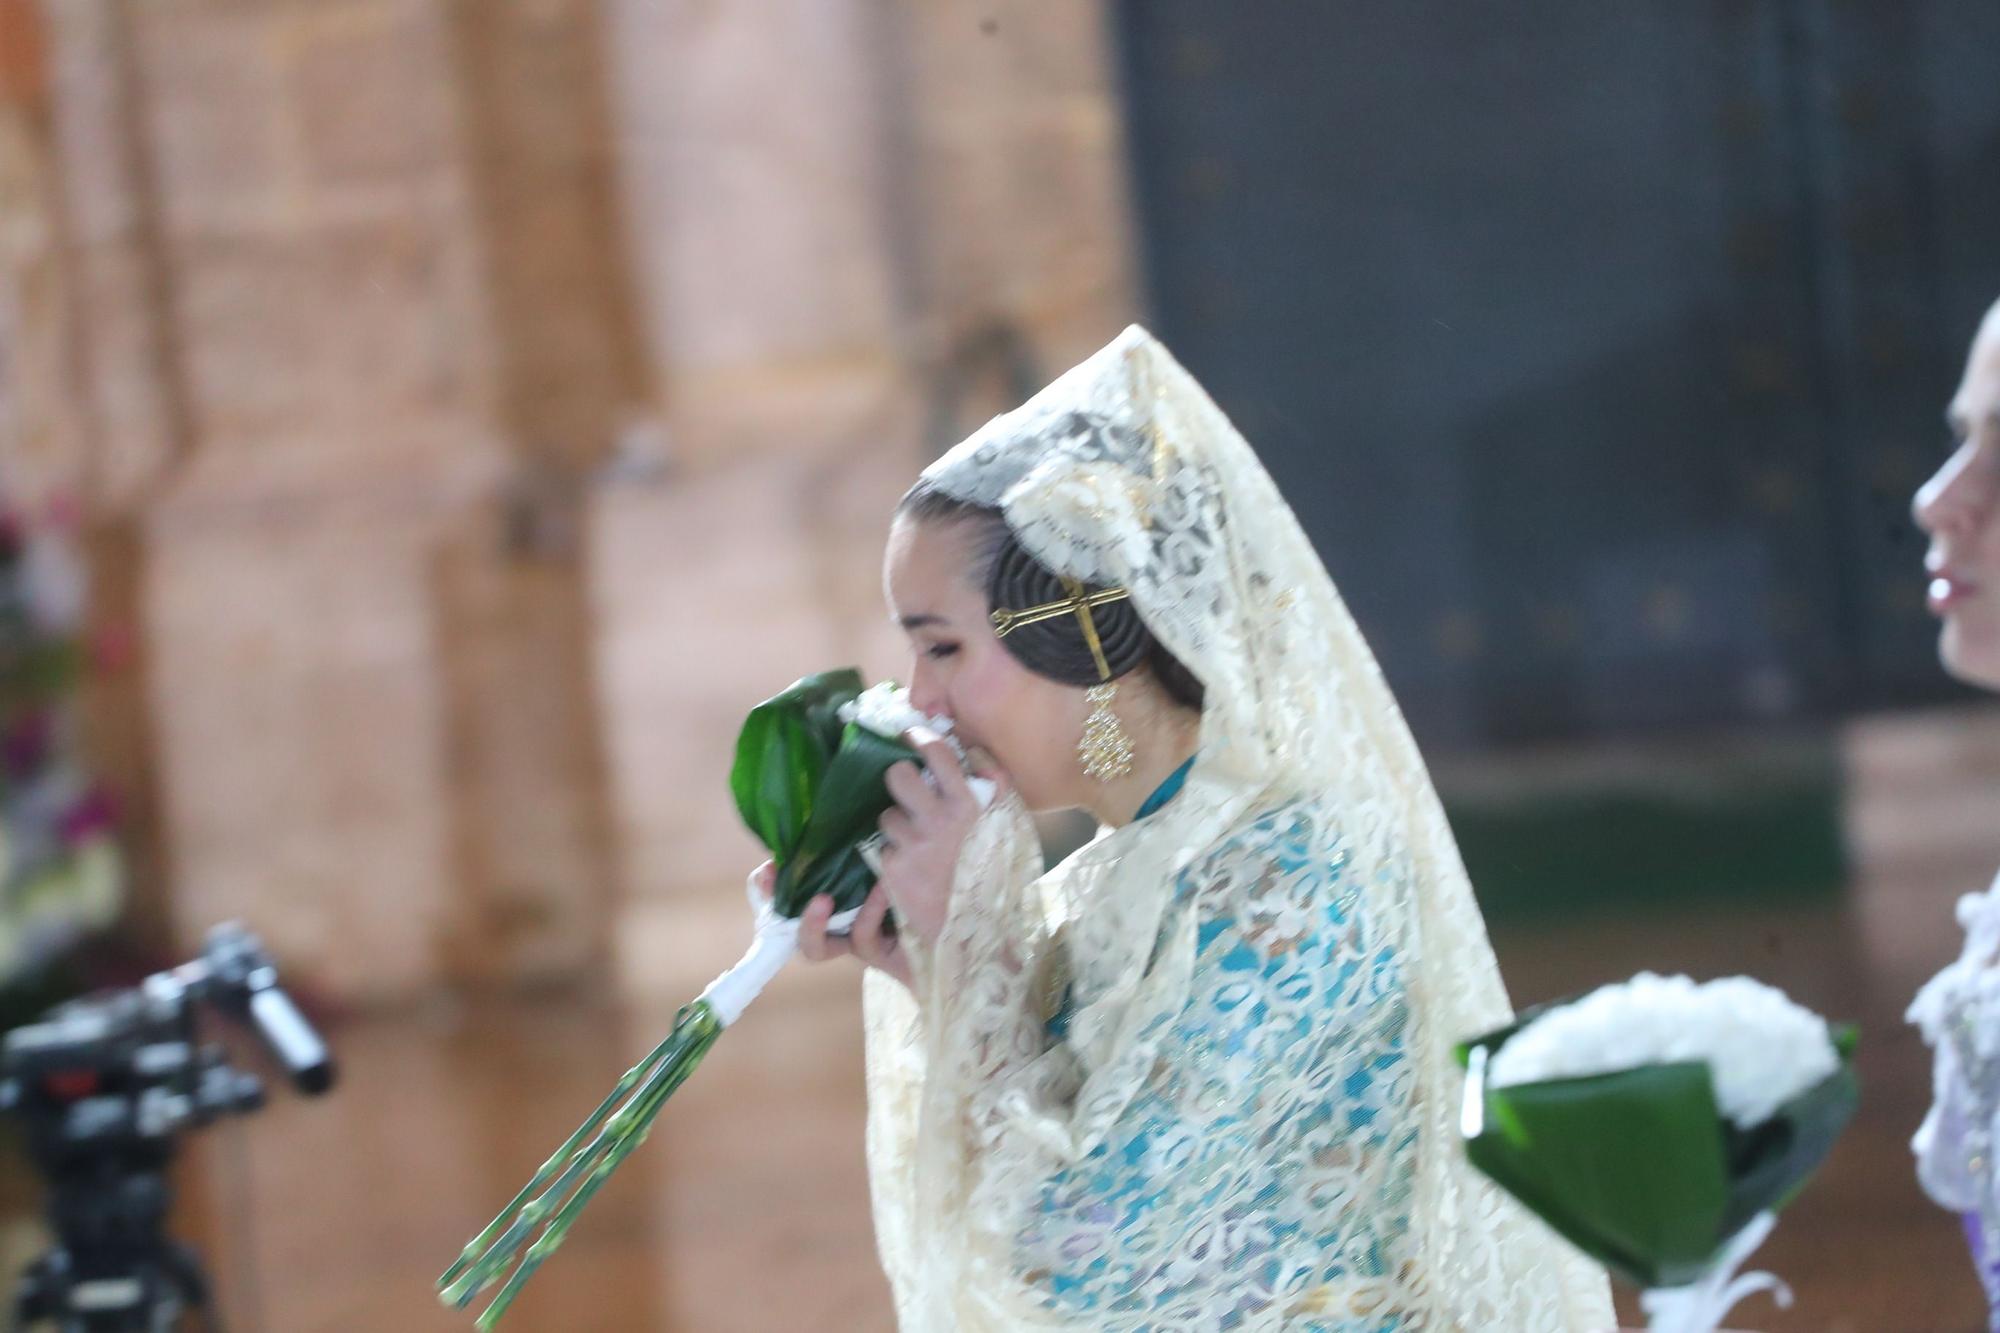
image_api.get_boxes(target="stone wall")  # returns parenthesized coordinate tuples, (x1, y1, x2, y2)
(590, 0, 1141, 997)
(27, 0, 644, 1003)
(11, 0, 1143, 1004)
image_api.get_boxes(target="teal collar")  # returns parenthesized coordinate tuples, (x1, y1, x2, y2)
(1134, 755, 1197, 821)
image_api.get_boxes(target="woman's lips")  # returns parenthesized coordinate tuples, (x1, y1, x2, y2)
(1929, 573, 1979, 615)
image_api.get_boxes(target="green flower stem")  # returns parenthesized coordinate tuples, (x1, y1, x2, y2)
(438, 1030, 681, 1296)
(440, 1000, 723, 1325)
(444, 1014, 707, 1309)
(472, 1014, 719, 1329)
(438, 1035, 684, 1303)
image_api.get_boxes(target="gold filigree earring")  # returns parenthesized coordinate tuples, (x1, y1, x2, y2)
(991, 575, 1136, 784)
(1078, 682, 1135, 782)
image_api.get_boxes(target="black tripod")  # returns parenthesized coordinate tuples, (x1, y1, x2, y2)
(13, 1150, 221, 1332)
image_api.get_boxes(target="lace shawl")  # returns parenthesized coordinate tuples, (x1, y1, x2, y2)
(864, 326, 1614, 1331)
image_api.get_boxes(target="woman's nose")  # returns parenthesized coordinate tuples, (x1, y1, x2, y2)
(1914, 442, 1985, 539)
(907, 664, 946, 719)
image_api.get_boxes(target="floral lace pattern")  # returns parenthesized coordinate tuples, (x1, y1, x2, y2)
(863, 327, 1613, 1331)
(1018, 799, 1415, 1329)
(1910, 873, 2000, 1327)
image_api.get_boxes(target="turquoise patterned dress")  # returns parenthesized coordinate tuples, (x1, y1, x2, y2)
(1024, 761, 1415, 1329)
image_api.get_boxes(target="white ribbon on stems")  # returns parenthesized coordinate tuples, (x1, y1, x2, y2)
(698, 887, 804, 1028)
(700, 759, 996, 1029)
(1638, 1211, 1792, 1333)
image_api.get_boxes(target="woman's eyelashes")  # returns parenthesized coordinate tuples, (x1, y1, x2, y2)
(923, 642, 961, 661)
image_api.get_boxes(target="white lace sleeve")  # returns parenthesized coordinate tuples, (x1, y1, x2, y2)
(1910, 883, 2000, 1213)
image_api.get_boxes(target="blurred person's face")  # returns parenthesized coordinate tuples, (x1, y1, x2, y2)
(1916, 299, 2000, 690)
(884, 515, 1092, 814)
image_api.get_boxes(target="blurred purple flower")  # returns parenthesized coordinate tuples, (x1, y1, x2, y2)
(59, 788, 118, 847)
(2, 711, 51, 779)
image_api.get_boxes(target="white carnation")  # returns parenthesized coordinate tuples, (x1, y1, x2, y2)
(837, 682, 948, 740)
(1487, 972, 1838, 1130)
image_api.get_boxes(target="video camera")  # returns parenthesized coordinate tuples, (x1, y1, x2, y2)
(0, 923, 335, 1331)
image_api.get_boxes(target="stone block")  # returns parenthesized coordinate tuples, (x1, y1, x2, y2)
(598, 0, 898, 386)
(66, 241, 178, 503)
(131, 0, 292, 235)
(882, 0, 1137, 350)
(143, 491, 462, 1003)
(172, 220, 481, 447)
(431, 502, 617, 987)
(293, 1, 454, 193)
(40, 0, 139, 245)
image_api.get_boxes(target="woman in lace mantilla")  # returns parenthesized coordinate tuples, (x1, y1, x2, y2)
(784, 326, 1614, 1330)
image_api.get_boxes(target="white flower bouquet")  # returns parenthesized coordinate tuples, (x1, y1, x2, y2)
(1459, 973, 1858, 1333)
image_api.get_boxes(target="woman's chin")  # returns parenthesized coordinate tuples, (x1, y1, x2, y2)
(1940, 614, 2000, 692)
(1011, 779, 1075, 819)
(1013, 785, 1060, 817)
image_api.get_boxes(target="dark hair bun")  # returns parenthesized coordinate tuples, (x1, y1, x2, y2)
(895, 476, 1205, 710)
(985, 532, 1150, 687)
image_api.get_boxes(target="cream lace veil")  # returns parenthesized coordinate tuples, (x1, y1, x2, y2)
(862, 326, 1614, 1330)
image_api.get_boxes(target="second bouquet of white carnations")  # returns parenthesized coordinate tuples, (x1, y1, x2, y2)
(1459, 972, 1858, 1333)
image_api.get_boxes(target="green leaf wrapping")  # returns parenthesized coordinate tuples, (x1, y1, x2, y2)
(800, 724, 921, 856)
(773, 723, 920, 914)
(1465, 1062, 1731, 1286)
(1714, 1025, 1860, 1240)
(730, 670, 921, 919)
(776, 842, 877, 921)
(1458, 1013, 1858, 1290)
(728, 670, 861, 855)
